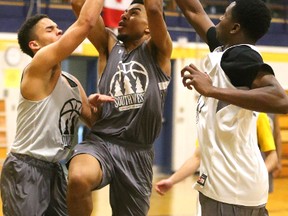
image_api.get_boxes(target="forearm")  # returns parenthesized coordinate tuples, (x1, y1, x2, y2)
(145, 0, 173, 75)
(274, 116, 282, 159)
(144, 0, 166, 41)
(175, 0, 213, 42)
(71, 0, 85, 17)
(71, 0, 110, 58)
(265, 151, 278, 172)
(79, 0, 103, 25)
(80, 104, 96, 129)
(169, 156, 200, 185)
(145, 0, 162, 12)
(208, 85, 288, 114)
(175, 0, 203, 14)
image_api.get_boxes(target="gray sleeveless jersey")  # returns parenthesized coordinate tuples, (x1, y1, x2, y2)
(91, 41, 170, 147)
(11, 72, 82, 162)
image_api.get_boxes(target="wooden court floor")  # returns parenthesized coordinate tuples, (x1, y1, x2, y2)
(0, 174, 287, 215)
(91, 174, 288, 216)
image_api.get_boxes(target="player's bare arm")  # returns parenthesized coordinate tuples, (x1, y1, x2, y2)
(181, 64, 288, 114)
(175, 0, 214, 43)
(71, 0, 117, 76)
(145, 0, 172, 76)
(22, 0, 104, 101)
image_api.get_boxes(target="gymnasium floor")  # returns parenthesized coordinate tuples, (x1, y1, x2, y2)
(91, 174, 288, 216)
(0, 174, 287, 215)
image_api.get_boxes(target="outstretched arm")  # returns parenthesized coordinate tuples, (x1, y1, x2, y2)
(155, 146, 200, 196)
(21, 0, 104, 101)
(175, 0, 215, 43)
(181, 64, 288, 114)
(31, 0, 104, 72)
(145, 0, 172, 76)
(71, 0, 117, 76)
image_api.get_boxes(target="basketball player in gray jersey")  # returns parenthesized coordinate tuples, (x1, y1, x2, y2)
(0, 0, 114, 215)
(67, 0, 172, 215)
(175, 0, 288, 215)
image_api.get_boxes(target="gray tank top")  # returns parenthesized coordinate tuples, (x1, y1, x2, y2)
(91, 41, 170, 147)
(11, 72, 82, 162)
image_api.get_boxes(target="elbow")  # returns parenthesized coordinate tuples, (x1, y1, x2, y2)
(278, 97, 288, 114)
(277, 88, 288, 114)
(78, 15, 96, 31)
(86, 19, 96, 30)
(271, 106, 288, 115)
(269, 92, 288, 114)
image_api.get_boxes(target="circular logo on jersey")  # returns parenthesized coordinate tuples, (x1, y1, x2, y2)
(59, 98, 82, 149)
(110, 61, 149, 111)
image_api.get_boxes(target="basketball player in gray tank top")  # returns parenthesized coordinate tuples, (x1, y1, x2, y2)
(0, 0, 114, 215)
(67, 0, 173, 215)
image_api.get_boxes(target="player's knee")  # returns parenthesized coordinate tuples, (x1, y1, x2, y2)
(68, 169, 91, 195)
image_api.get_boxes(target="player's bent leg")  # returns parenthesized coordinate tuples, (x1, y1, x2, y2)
(67, 154, 102, 216)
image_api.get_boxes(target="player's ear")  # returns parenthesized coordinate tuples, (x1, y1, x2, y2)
(29, 41, 40, 49)
(231, 23, 240, 34)
(144, 27, 150, 34)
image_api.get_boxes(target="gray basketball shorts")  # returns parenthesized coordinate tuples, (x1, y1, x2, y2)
(199, 192, 268, 216)
(70, 133, 154, 216)
(0, 152, 68, 216)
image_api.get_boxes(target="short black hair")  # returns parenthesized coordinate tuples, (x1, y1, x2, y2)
(232, 0, 271, 42)
(129, 0, 166, 21)
(131, 0, 144, 5)
(17, 14, 49, 57)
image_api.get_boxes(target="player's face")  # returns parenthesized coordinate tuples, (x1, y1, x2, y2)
(32, 18, 63, 48)
(215, 2, 236, 45)
(117, 4, 149, 42)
